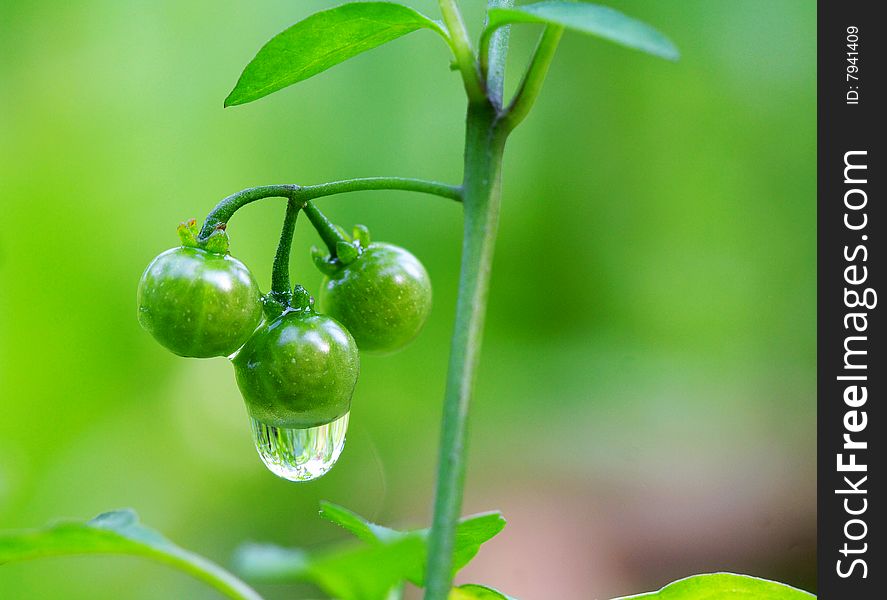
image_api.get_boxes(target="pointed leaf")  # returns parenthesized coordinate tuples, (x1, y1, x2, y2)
(450, 583, 518, 600)
(237, 502, 506, 598)
(319, 501, 506, 581)
(611, 573, 815, 600)
(235, 536, 424, 600)
(448, 512, 507, 576)
(226, 2, 446, 106)
(0, 510, 262, 600)
(319, 501, 403, 544)
(310, 537, 425, 600)
(485, 1, 679, 61)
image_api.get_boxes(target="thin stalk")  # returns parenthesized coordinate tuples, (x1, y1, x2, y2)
(424, 104, 507, 599)
(270, 199, 299, 298)
(293, 177, 462, 203)
(198, 178, 461, 240)
(437, 0, 485, 103)
(199, 185, 297, 239)
(501, 26, 564, 133)
(302, 200, 346, 256)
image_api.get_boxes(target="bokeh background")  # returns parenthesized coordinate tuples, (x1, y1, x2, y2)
(0, 1, 815, 598)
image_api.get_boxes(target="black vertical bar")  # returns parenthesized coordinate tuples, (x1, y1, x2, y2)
(818, 2, 883, 598)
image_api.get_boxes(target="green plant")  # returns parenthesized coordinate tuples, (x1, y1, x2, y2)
(0, 1, 816, 599)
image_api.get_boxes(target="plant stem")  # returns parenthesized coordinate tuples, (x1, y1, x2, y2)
(295, 177, 462, 204)
(270, 199, 298, 299)
(437, 0, 485, 103)
(483, 0, 514, 109)
(198, 178, 461, 240)
(424, 3, 516, 595)
(199, 185, 298, 239)
(501, 26, 564, 133)
(424, 102, 507, 599)
(302, 200, 346, 256)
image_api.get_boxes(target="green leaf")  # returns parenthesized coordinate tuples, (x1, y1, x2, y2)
(236, 502, 506, 600)
(318, 501, 403, 544)
(319, 500, 506, 580)
(611, 573, 816, 600)
(450, 583, 517, 600)
(225, 2, 446, 106)
(235, 537, 424, 600)
(448, 511, 507, 576)
(485, 1, 679, 61)
(0, 510, 262, 600)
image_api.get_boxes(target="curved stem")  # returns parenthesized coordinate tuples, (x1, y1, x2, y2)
(198, 178, 461, 241)
(302, 200, 346, 256)
(293, 177, 462, 204)
(437, 0, 485, 103)
(501, 25, 564, 133)
(199, 185, 298, 240)
(270, 199, 299, 298)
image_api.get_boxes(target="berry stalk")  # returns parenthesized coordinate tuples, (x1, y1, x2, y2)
(198, 178, 461, 242)
(302, 200, 347, 257)
(269, 199, 299, 302)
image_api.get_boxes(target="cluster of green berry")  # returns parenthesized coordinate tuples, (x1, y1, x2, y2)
(136, 207, 432, 435)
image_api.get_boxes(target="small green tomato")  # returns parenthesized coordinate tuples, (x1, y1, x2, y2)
(316, 238, 432, 354)
(137, 246, 263, 358)
(233, 303, 359, 429)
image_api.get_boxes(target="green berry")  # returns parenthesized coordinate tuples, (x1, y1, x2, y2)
(137, 247, 263, 358)
(233, 308, 359, 428)
(317, 242, 432, 354)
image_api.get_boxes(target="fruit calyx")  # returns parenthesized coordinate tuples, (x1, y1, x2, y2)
(263, 284, 315, 319)
(177, 218, 230, 254)
(311, 224, 372, 276)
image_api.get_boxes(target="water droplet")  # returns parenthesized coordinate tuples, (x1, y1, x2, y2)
(249, 413, 349, 482)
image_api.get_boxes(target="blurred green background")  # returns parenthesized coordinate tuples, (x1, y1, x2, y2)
(0, 1, 815, 598)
